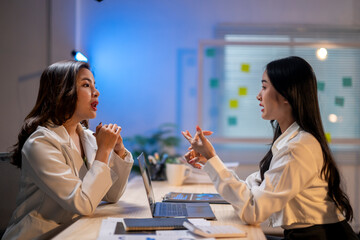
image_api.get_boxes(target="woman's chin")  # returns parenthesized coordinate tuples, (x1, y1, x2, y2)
(89, 113, 97, 119)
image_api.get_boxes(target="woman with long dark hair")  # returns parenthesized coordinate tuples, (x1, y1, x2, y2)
(182, 56, 358, 239)
(3, 60, 133, 239)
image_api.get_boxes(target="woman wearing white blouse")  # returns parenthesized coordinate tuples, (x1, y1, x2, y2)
(182, 56, 358, 239)
(3, 60, 133, 240)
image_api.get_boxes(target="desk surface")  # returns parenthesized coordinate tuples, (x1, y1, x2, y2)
(53, 176, 266, 240)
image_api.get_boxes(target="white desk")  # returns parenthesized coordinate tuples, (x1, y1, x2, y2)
(53, 176, 266, 240)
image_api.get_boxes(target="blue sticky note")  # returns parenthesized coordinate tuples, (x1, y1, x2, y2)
(317, 81, 325, 91)
(210, 78, 219, 88)
(228, 116, 237, 126)
(206, 48, 215, 57)
(342, 77, 352, 87)
(335, 97, 344, 107)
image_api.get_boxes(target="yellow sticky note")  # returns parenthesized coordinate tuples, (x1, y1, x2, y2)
(325, 132, 331, 143)
(229, 99, 238, 108)
(238, 87, 248, 96)
(241, 63, 250, 72)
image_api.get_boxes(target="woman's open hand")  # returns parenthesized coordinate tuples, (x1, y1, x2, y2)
(182, 126, 216, 167)
(183, 149, 207, 169)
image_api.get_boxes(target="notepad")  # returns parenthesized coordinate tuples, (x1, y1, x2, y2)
(123, 218, 188, 231)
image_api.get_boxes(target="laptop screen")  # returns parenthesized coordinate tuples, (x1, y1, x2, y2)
(137, 152, 156, 214)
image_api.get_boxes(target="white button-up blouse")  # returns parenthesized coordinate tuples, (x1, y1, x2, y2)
(3, 123, 133, 240)
(203, 122, 344, 228)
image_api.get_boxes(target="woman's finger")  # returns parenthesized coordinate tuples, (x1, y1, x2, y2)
(196, 125, 207, 142)
(96, 122, 102, 132)
(188, 156, 199, 164)
(181, 131, 192, 141)
(184, 151, 192, 161)
(203, 130, 213, 136)
(194, 163, 202, 169)
(193, 130, 200, 141)
(186, 130, 192, 138)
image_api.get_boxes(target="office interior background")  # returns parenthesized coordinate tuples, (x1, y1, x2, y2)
(1, 0, 360, 234)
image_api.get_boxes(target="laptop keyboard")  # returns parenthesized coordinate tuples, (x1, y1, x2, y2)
(158, 203, 187, 216)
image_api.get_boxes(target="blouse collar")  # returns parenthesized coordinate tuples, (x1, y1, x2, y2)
(272, 121, 300, 155)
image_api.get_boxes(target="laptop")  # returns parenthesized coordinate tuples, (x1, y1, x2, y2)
(137, 152, 216, 219)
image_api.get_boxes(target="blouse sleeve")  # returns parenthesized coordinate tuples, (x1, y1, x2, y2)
(22, 131, 113, 216)
(102, 149, 134, 202)
(203, 143, 319, 224)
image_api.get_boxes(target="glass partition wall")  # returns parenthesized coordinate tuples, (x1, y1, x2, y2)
(198, 40, 360, 146)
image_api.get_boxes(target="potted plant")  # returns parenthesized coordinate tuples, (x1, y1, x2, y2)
(124, 123, 181, 180)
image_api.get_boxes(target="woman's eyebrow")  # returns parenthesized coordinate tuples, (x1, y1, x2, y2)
(81, 78, 95, 84)
(261, 79, 268, 83)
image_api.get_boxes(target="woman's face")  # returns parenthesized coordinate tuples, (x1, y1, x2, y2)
(73, 68, 99, 121)
(256, 71, 289, 122)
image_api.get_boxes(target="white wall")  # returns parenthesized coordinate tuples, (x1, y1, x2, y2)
(0, 0, 76, 152)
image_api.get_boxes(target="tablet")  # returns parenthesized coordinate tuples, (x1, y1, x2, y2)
(163, 192, 229, 204)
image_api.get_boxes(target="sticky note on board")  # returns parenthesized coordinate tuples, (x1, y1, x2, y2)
(335, 97, 344, 107)
(325, 132, 331, 143)
(317, 81, 325, 91)
(210, 78, 219, 88)
(228, 116, 237, 126)
(342, 77, 352, 87)
(241, 63, 250, 72)
(238, 87, 248, 96)
(229, 99, 238, 108)
(206, 48, 215, 57)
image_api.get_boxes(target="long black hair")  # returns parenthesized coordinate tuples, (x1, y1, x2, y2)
(11, 60, 90, 168)
(259, 56, 353, 221)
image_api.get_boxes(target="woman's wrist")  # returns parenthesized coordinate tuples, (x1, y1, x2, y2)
(205, 152, 216, 160)
(114, 147, 126, 159)
(95, 148, 111, 164)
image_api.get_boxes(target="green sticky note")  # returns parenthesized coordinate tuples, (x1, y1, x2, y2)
(238, 87, 248, 96)
(229, 99, 238, 108)
(342, 77, 352, 87)
(325, 132, 331, 143)
(228, 116, 237, 126)
(241, 63, 250, 72)
(206, 48, 215, 57)
(335, 97, 344, 107)
(317, 81, 325, 91)
(210, 78, 219, 88)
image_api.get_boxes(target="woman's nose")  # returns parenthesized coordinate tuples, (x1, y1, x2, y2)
(256, 93, 261, 101)
(93, 88, 100, 97)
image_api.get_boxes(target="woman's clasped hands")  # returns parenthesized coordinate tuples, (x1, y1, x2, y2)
(94, 122, 125, 163)
(181, 125, 216, 169)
